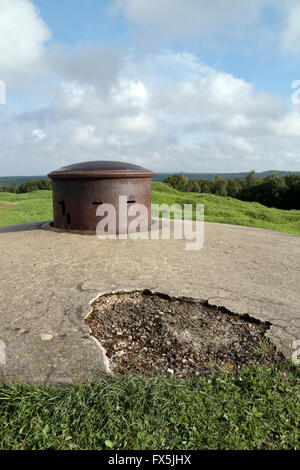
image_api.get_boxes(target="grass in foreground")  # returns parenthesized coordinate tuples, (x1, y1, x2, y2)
(0, 183, 300, 237)
(0, 365, 299, 450)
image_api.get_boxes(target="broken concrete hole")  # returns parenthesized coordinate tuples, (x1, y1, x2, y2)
(85, 290, 284, 378)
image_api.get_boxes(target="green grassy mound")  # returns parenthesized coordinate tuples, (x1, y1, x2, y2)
(0, 190, 53, 226)
(152, 182, 300, 236)
(0, 183, 300, 236)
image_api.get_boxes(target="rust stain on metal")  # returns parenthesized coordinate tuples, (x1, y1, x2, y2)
(48, 161, 154, 235)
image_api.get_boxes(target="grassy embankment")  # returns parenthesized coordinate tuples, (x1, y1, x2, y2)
(1, 182, 300, 236)
(0, 190, 53, 226)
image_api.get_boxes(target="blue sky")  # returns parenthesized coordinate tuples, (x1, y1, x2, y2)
(0, 0, 300, 175)
(34, 0, 299, 96)
(35, 0, 126, 46)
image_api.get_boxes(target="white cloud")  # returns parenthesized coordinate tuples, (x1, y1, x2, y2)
(0, 0, 50, 74)
(32, 129, 46, 141)
(271, 110, 300, 137)
(280, 0, 300, 53)
(1, 1, 300, 175)
(48, 44, 121, 93)
(73, 125, 103, 148)
(54, 82, 95, 109)
(207, 74, 254, 108)
(228, 137, 255, 154)
(117, 113, 156, 133)
(110, 0, 272, 37)
(1, 50, 300, 175)
(110, 0, 300, 56)
(111, 79, 149, 109)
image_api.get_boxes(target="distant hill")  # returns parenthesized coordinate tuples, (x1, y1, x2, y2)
(0, 176, 46, 187)
(1, 170, 300, 186)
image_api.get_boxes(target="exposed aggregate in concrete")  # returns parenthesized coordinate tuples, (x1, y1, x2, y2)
(86, 291, 284, 378)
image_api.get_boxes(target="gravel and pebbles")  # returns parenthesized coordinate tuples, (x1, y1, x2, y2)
(85, 290, 284, 378)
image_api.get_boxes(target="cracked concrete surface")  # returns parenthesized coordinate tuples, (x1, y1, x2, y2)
(0, 220, 299, 385)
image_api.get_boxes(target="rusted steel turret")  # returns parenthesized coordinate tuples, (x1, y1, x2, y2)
(48, 161, 154, 234)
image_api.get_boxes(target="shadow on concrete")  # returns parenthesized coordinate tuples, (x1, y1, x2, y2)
(0, 221, 51, 234)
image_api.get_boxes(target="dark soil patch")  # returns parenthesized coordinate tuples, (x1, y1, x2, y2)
(86, 290, 284, 378)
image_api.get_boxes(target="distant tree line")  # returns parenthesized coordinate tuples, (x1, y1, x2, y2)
(0, 178, 51, 193)
(164, 171, 300, 210)
(2, 172, 300, 210)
